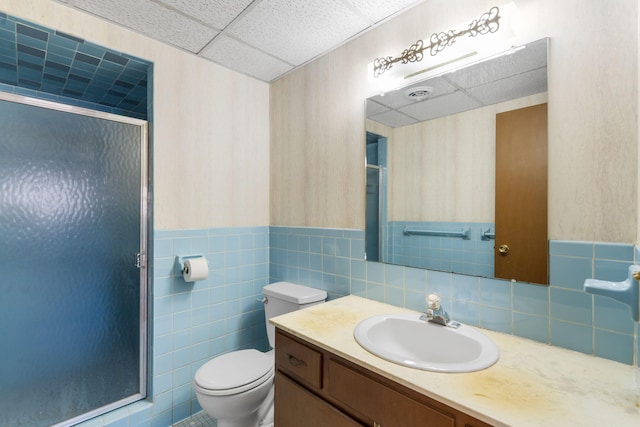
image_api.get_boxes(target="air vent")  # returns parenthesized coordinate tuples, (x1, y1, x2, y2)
(404, 86, 434, 101)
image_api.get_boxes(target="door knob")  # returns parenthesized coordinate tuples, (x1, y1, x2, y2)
(498, 244, 510, 255)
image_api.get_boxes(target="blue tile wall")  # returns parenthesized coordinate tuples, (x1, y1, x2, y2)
(152, 227, 270, 425)
(549, 241, 636, 364)
(0, 12, 150, 119)
(269, 227, 639, 367)
(71, 227, 639, 427)
(269, 226, 362, 300)
(76, 226, 270, 427)
(388, 221, 495, 277)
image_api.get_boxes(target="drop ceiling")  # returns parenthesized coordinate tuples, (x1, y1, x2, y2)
(49, 0, 425, 82)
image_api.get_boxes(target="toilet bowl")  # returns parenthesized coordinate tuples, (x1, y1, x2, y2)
(194, 282, 327, 427)
(194, 349, 274, 427)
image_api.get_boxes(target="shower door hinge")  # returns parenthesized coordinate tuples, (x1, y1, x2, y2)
(135, 252, 146, 269)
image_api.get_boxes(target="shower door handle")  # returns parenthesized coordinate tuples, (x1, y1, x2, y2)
(135, 252, 146, 268)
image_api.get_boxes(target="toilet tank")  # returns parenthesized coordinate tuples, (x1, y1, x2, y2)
(262, 282, 327, 348)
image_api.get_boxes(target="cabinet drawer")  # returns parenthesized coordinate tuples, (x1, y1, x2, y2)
(328, 359, 455, 427)
(275, 331, 323, 389)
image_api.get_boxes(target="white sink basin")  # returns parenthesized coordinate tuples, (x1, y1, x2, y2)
(354, 313, 499, 373)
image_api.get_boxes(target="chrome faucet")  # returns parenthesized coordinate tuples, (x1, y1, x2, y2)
(420, 294, 460, 328)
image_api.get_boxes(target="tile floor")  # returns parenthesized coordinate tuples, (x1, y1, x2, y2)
(172, 411, 217, 427)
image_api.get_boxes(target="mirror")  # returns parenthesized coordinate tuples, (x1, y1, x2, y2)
(365, 38, 548, 284)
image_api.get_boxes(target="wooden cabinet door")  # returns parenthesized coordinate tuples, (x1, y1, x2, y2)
(275, 372, 363, 427)
(495, 103, 548, 284)
(328, 359, 455, 427)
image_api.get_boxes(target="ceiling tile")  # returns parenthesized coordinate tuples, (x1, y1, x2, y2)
(156, 0, 254, 30)
(73, 0, 218, 53)
(366, 100, 390, 117)
(467, 67, 548, 106)
(201, 34, 293, 82)
(444, 38, 548, 90)
(227, 0, 370, 65)
(369, 109, 418, 128)
(47, 0, 427, 82)
(346, 0, 422, 23)
(399, 91, 483, 122)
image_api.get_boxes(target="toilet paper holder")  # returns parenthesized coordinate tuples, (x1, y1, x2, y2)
(176, 254, 205, 274)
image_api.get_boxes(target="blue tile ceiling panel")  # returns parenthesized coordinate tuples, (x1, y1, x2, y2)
(0, 12, 151, 119)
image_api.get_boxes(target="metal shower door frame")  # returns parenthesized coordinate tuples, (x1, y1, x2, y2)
(0, 91, 150, 426)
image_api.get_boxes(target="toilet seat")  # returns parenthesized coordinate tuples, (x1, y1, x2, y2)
(195, 349, 274, 396)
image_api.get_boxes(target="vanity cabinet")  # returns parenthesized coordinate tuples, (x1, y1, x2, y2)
(274, 329, 493, 427)
(275, 373, 363, 426)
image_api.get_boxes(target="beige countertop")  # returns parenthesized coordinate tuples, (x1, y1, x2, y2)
(270, 295, 640, 427)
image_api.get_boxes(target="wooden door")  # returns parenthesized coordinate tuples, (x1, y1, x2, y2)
(495, 103, 548, 284)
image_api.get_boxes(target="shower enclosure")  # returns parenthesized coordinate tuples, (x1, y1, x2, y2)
(0, 93, 149, 426)
(365, 131, 387, 263)
(366, 165, 381, 262)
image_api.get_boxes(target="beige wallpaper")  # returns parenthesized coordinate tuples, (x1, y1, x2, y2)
(0, 0, 270, 230)
(2, 0, 636, 241)
(384, 93, 547, 223)
(271, 0, 638, 243)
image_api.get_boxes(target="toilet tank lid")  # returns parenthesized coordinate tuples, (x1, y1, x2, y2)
(263, 282, 327, 304)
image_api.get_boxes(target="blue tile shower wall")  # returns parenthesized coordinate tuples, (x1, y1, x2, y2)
(388, 221, 495, 277)
(269, 226, 639, 367)
(0, 12, 150, 119)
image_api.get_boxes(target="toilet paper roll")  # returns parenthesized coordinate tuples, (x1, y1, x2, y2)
(183, 257, 208, 282)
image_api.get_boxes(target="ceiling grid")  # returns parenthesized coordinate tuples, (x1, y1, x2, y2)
(51, 0, 425, 82)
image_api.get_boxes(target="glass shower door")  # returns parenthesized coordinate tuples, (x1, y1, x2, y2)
(0, 94, 148, 427)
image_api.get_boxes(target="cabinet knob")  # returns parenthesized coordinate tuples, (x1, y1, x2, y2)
(498, 244, 510, 255)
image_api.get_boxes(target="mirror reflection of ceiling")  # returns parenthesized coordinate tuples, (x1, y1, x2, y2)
(366, 38, 548, 128)
(46, 0, 425, 82)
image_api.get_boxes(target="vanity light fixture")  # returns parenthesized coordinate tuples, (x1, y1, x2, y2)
(372, 6, 501, 79)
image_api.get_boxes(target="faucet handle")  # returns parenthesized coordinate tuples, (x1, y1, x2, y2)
(426, 294, 440, 310)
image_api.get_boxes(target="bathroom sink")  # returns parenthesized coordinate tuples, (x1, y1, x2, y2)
(353, 313, 499, 373)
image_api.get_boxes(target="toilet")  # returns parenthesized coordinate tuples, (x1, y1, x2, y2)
(194, 282, 327, 427)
